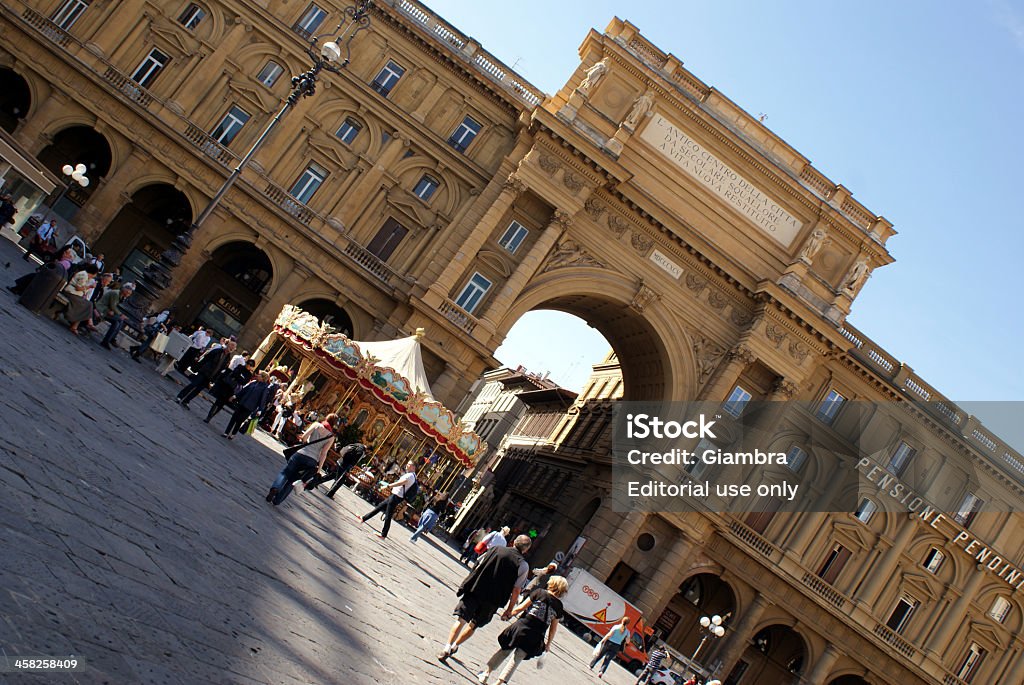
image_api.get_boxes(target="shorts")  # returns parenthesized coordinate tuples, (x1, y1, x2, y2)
(453, 594, 500, 628)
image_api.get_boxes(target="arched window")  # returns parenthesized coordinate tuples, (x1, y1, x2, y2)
(177, 3, 206, 30)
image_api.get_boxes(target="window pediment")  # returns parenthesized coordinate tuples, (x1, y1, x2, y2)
(149, 20, 198, 56)
(477, 249, 512, 278)
(225, 78, 275, 113)
(966, 619, 1006, 649)
(385, 186, 435, 226)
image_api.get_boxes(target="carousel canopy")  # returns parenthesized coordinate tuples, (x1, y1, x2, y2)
(272, 305, 482, 467)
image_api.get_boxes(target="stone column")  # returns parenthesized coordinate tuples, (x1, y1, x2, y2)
(714, 593, 769, 678)
(634, 532, 695, 618)
(700, 345, 756, 403)
(924, 568, 985, 655)
(12, 84, 62, 151)
(82, 0, 146, 54)
(583, 509, 647, 583)
(857, 514, 918, 606)
(784, 467, 848, 560)
(425, 174, 525, 305)
(803, 644, 841, 684)
(238, 261, 311, 349)
(169, 19, 251, 115)
(430, 364, 461, 408)
(479, 209, 569, 330)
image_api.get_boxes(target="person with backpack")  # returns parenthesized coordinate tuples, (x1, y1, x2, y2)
(304, 442, 366, 498)
(410, 490, 449, 543)
(357, 460, 417, 539)
(266, 413, 339, 506)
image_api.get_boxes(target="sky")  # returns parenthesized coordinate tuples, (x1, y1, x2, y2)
(422, 1, 1024, 430)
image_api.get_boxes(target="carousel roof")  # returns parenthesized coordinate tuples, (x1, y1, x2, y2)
(355, 335, 433, 400)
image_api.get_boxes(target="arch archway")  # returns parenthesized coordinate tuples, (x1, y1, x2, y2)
(295, 298, 353, 336)
(176, 241, 273, 340)
(93, 184, 192, 278)
(500, 269, 691, 402)
(658, 573, 737, 658)
(0, 68, 31, 133)
(36, 126, 113, 216)
(828, 676, 870, 685)
(726, 623, 808, 685)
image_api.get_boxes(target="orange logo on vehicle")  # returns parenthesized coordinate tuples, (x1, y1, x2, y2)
(592, 607, 608, 623)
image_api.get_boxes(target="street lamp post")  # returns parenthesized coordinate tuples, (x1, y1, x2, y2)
(686, 614, 726, 677)
(42, 163, 89, 225)
(121, 0, 374, 324)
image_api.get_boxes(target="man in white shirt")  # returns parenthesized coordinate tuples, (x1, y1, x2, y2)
(24, 219, 56, 261)
(228, 350, 248, 370)
(358, 461, 417, 539)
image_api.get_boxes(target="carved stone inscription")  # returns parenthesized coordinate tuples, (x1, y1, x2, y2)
(640, 114, 802, 246)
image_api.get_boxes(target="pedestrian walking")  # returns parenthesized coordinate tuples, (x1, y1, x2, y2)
(174, 340, 233, 409)
(468, 526, 510, 567)
(525, 562, 558, 592)
(410, 491, 449, 543)
(304, 442, 366, 498)
(203, 359, 254, 423)
(460, 527, 487, 565)
(266, 413, 338, 506)
(439, 534, 532, 661)
(176, 327, 211, 373)
(23, 219, 55, 261)
(634, 642, 669, 685)
(222, 371, 271, 439)
(475, 575, 568, 684)
(129, 309, 170, 361)
(357, 460, 417, 539)
(589, 616, 631, 678)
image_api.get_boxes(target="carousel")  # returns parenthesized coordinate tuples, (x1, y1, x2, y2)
(253, 305, 484, 501)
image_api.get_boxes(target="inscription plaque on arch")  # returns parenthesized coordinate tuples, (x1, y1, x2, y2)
(640, 114, 803, 246)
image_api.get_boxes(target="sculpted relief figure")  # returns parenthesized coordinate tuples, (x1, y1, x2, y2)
(623, 91, 654, 129)
(798, 227, 830, 262)
(577, 59, 608, 97)
(843, 256, 871, 293)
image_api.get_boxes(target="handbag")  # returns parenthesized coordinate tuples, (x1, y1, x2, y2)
(473, 540, 488, 554)
(282, 432, 334, 458)
(244, 417, 258, 435)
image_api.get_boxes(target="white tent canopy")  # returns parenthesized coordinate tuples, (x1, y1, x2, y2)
(355, 333, 433, 400)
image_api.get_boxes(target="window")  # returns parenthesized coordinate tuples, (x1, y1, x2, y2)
(923, 548, 945, 574)
(955, 643, 986, 683)
(854, 498, 877, 524)
(686, 438, 715, 480)
(289, 163, 327, 204)
(887, 441, 916, 477)
(293, 3, 327, 38)
(745, 507, 778, 535)
(448, 115, 482, 152)
(955, 491, 984, 528)
(366, 218, 407, 261)
(816, 389, 846, 424)
(50, 0, 89, 30)
(816, 544, 851, 585)
(885, 596, 918, 634)
(454, 273, 491, 314)
(722, 385, 752, 418)
(257, 61, 284, 88)
(785, 445, 807, 473)
(498, 221, 529, 254)
(413, 175, 439, 201)
(371, 60, 405, 97)
(989, 596, 1011, 623)
(335, 118, 362, 144)
(131, 49, 170, 88)
(209, 105, 250, 146)
(177, 3, 205, 30)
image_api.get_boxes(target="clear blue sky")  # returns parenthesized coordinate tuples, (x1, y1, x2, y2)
(426, 1, 1024, 417)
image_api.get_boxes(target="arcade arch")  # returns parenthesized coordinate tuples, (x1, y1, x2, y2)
(36, 126, 112, 215)
(295, 298, 354, 337)
(93, 184, 192, 278)
(0, 68, 31, 133)
(658, 573, 737, 657)
(726, 623, 808, 685)
(175, 241, 273, 340)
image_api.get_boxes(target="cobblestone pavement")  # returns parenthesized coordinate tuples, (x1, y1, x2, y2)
(0, 239, 636, 685)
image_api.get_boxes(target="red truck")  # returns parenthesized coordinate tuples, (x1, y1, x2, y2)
(563, 567, 653, 673)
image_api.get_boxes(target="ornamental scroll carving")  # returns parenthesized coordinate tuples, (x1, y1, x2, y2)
(629, 280, 661, 313)
(707, 291, 728, 311)
(789, 340, 811, 363)
(503, 173, 528, 196)
(584, 197, 605, 221)
(630, 231, 653, 255)
(562, 171, 584, 193)
(607, 215, 629, 238)
(538, 153, 561, 174)
(764, 323, 787, 348)
(692, 334, 726, 387)
(685, 272, 707, 293)
(542, 238, 606, 272)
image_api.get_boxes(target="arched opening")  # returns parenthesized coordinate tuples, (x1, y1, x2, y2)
(175, 241, 273, 339)
(0, 68, 31, 133)
(36, 126, 113, 216)
(94, 184, 192, 280)
(657, 573, 736, 660)
(295, 298, 353, 337)
(828, 676, 870, 685)
(727, 624, 807, 685)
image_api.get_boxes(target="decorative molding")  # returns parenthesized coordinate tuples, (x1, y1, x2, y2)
(684, 272, 707, 293)
(692, 334, 726, 387)
(707, 290, 728, 311)
(542, 238, 606, 272)
(789, 340, 811, 364)
(503, 173, 528, 196)
(629, 279, 661, 313)
(562, 171, 584, 193)
(764, 322, 787, 348)
(538, 153, 561, 174)
(477, 249, 512, 278)
(607, 214, 629, 238)
(550, 209, 573, 229)
(630, 231, 652, 255)
(584, 197, 605, 221)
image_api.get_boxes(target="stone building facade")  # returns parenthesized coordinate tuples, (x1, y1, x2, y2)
(4, 2, 1019, 683)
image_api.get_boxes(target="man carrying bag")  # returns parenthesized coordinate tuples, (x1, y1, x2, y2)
(265, 413, 338, 506)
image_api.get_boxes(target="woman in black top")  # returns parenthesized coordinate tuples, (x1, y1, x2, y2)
(476, 576, 568, 684)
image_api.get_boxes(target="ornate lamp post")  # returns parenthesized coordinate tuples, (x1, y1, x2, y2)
(687, 614, 726, 676)
(41, 163, 89, 224)
(122, 0, 373, 323)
